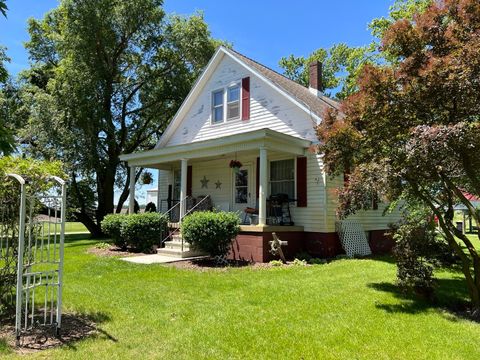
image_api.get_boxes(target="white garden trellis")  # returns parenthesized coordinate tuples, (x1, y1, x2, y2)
(0, 174, 66, 344)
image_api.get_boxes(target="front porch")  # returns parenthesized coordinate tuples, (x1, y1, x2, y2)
(120, 129, 311, 260)
(122, 129, 311, 227)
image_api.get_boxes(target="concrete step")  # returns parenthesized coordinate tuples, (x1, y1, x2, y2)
(164, 240, 190, 250)
(171, 234, 182, 242)
(156, 247, 206, 258)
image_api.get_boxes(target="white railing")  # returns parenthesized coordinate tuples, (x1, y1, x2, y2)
(161, 195, 211, 252)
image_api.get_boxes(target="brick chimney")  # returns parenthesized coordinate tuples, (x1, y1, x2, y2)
(308, 61, 323, 96)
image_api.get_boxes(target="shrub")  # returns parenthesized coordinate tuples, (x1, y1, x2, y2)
(309, 258, 327, 265)
(121, 213, 168, 253)
(269, 260, 283, 267)
(391, 207, 442, 298)
(145, 202, 157, 213)
(181, 211, 240, 258)
(292, 258, 308, 266)
(101, 214, 127, 249)
(295, 251, 312, 262)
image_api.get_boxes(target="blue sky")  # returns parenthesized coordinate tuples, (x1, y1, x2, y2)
(0, 0, 393, 203)
(0, 0, 393, 76)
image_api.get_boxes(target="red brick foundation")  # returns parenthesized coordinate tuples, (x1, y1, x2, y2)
(368, 229, 395, 255)
(229, 229, 394, 263)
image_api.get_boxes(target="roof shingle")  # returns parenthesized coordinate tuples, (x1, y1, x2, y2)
(225, 47, 341, 119)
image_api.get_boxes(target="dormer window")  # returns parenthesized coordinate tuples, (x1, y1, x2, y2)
(211, 82, 241, 124)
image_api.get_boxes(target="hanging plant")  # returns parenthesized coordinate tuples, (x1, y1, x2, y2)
(141, 171, 153, 185)
(229, 160, 242, 169)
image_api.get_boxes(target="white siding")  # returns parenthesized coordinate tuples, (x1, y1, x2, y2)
(325, 175, 404, 232)
(164, 56, 318, 147)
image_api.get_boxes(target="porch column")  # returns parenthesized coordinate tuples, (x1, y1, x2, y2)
(259, 147, 268, 226)
(157, 169, 161, 212)
(179, 159, 188, 220)
(129, 165, 136, 214)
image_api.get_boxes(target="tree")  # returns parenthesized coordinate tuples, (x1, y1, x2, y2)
(0, 0, 15, 155)
(279, 0, 432, 99)
(18, 0, 221, 236)
(318, 0, 480, 313)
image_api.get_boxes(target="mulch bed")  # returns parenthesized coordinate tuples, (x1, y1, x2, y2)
(165, 258, 294, 271)
(0, 313, 98, 354)
(87, 245, 149, 258)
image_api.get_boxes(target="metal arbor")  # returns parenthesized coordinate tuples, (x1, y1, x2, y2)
(0, 174, 66, 343)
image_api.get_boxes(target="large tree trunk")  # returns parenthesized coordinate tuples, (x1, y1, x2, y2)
(96, 162, 117, 225)
(74, 211, 103, 237)
(116, 166, 143, 213)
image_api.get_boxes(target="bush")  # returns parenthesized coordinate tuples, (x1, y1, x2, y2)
(391, 207, 445, 298)
(121, 212, 168, 253)
(181, 211, 240, 258)
(101, 213, 167, 252)
(101, 214, 127, 249)
(145, 202, 157, 213)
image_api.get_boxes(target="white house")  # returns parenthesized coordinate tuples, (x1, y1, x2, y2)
(120, 46, 403, 262)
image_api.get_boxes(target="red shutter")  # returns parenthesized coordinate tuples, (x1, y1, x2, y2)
(241, 77, 250, 120)
(296, 157, 307, 207)
(256, 157, 260, 199)
(187, 166, 192, 197)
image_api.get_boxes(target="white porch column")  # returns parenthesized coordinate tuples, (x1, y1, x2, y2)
(157, 169, 161, 212)
(179, 159, 188, 220)
(259, 147, 268, 226)
(129, 165, 136, 214)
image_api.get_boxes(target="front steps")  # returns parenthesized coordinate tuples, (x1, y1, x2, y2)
(157, 234, 207, 258)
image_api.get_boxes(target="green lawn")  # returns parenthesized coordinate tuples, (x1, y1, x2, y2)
(64, 222, 88, 233)
(1, 235, 479, 359)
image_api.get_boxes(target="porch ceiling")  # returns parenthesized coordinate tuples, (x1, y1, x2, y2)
(119, 128, 312, 167)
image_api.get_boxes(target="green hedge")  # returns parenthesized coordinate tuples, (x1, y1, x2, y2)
(101, 214, 127, 248)
(181, 211, 240, 258)
(101, 212, 167, 252)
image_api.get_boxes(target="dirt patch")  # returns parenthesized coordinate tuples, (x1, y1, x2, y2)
(0, 313, 99, 354)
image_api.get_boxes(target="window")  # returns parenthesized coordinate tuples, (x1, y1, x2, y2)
(212, 89, 224, 123)
(270, 159, 295, 199)
(211, 82, 241, 124)
(227, 84, 240, 120)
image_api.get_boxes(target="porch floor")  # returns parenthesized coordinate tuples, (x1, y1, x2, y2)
(239, 225, 304, 232)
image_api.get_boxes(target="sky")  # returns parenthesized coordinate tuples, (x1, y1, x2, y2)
(0, 0, 394, 203)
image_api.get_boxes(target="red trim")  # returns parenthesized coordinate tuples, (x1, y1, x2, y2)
(187, 166, 192, 197)
(241, 77, 250, 120)
(296, 157, 307, 207)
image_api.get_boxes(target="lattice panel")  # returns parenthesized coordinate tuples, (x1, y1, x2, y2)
(336, 220, 372, 257)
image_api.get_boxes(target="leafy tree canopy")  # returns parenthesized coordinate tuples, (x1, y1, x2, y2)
(279, 0, 432, 99)
(318, 0, 480, 312)
(17, 0, 222, 235)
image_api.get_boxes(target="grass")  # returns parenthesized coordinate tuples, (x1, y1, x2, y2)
(64, 222, 88, 233)
(1, 235, 479, 359)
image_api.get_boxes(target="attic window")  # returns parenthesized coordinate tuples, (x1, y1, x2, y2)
(211, 82, 241, 124)
(212, 89, 224, 124)
(227, 84, 240, 120)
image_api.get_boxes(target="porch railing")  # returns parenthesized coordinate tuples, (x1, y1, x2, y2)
(161, 195, 211, 252)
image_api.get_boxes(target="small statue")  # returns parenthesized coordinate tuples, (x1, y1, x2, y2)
(269, 232, 288, 263)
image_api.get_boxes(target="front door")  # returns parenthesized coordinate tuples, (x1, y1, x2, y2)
(232, 165, 253, 213)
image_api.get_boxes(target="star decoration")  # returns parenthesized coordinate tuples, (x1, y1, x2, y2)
(200, 175, 209, 189)
(215, 180, 222, 189)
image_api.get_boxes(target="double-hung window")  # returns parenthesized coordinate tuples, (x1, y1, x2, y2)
(212, 89, 224, 124)
(211, 82, 241, 124)
(226, 84, 240, 120)
(269, 159, 295, 199)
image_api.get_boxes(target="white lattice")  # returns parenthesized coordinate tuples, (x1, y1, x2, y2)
(336, 220, 372, 257)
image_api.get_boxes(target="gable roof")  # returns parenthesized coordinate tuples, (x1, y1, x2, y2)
(225, 47, 340, 117)
(156, 46, 340, 148)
